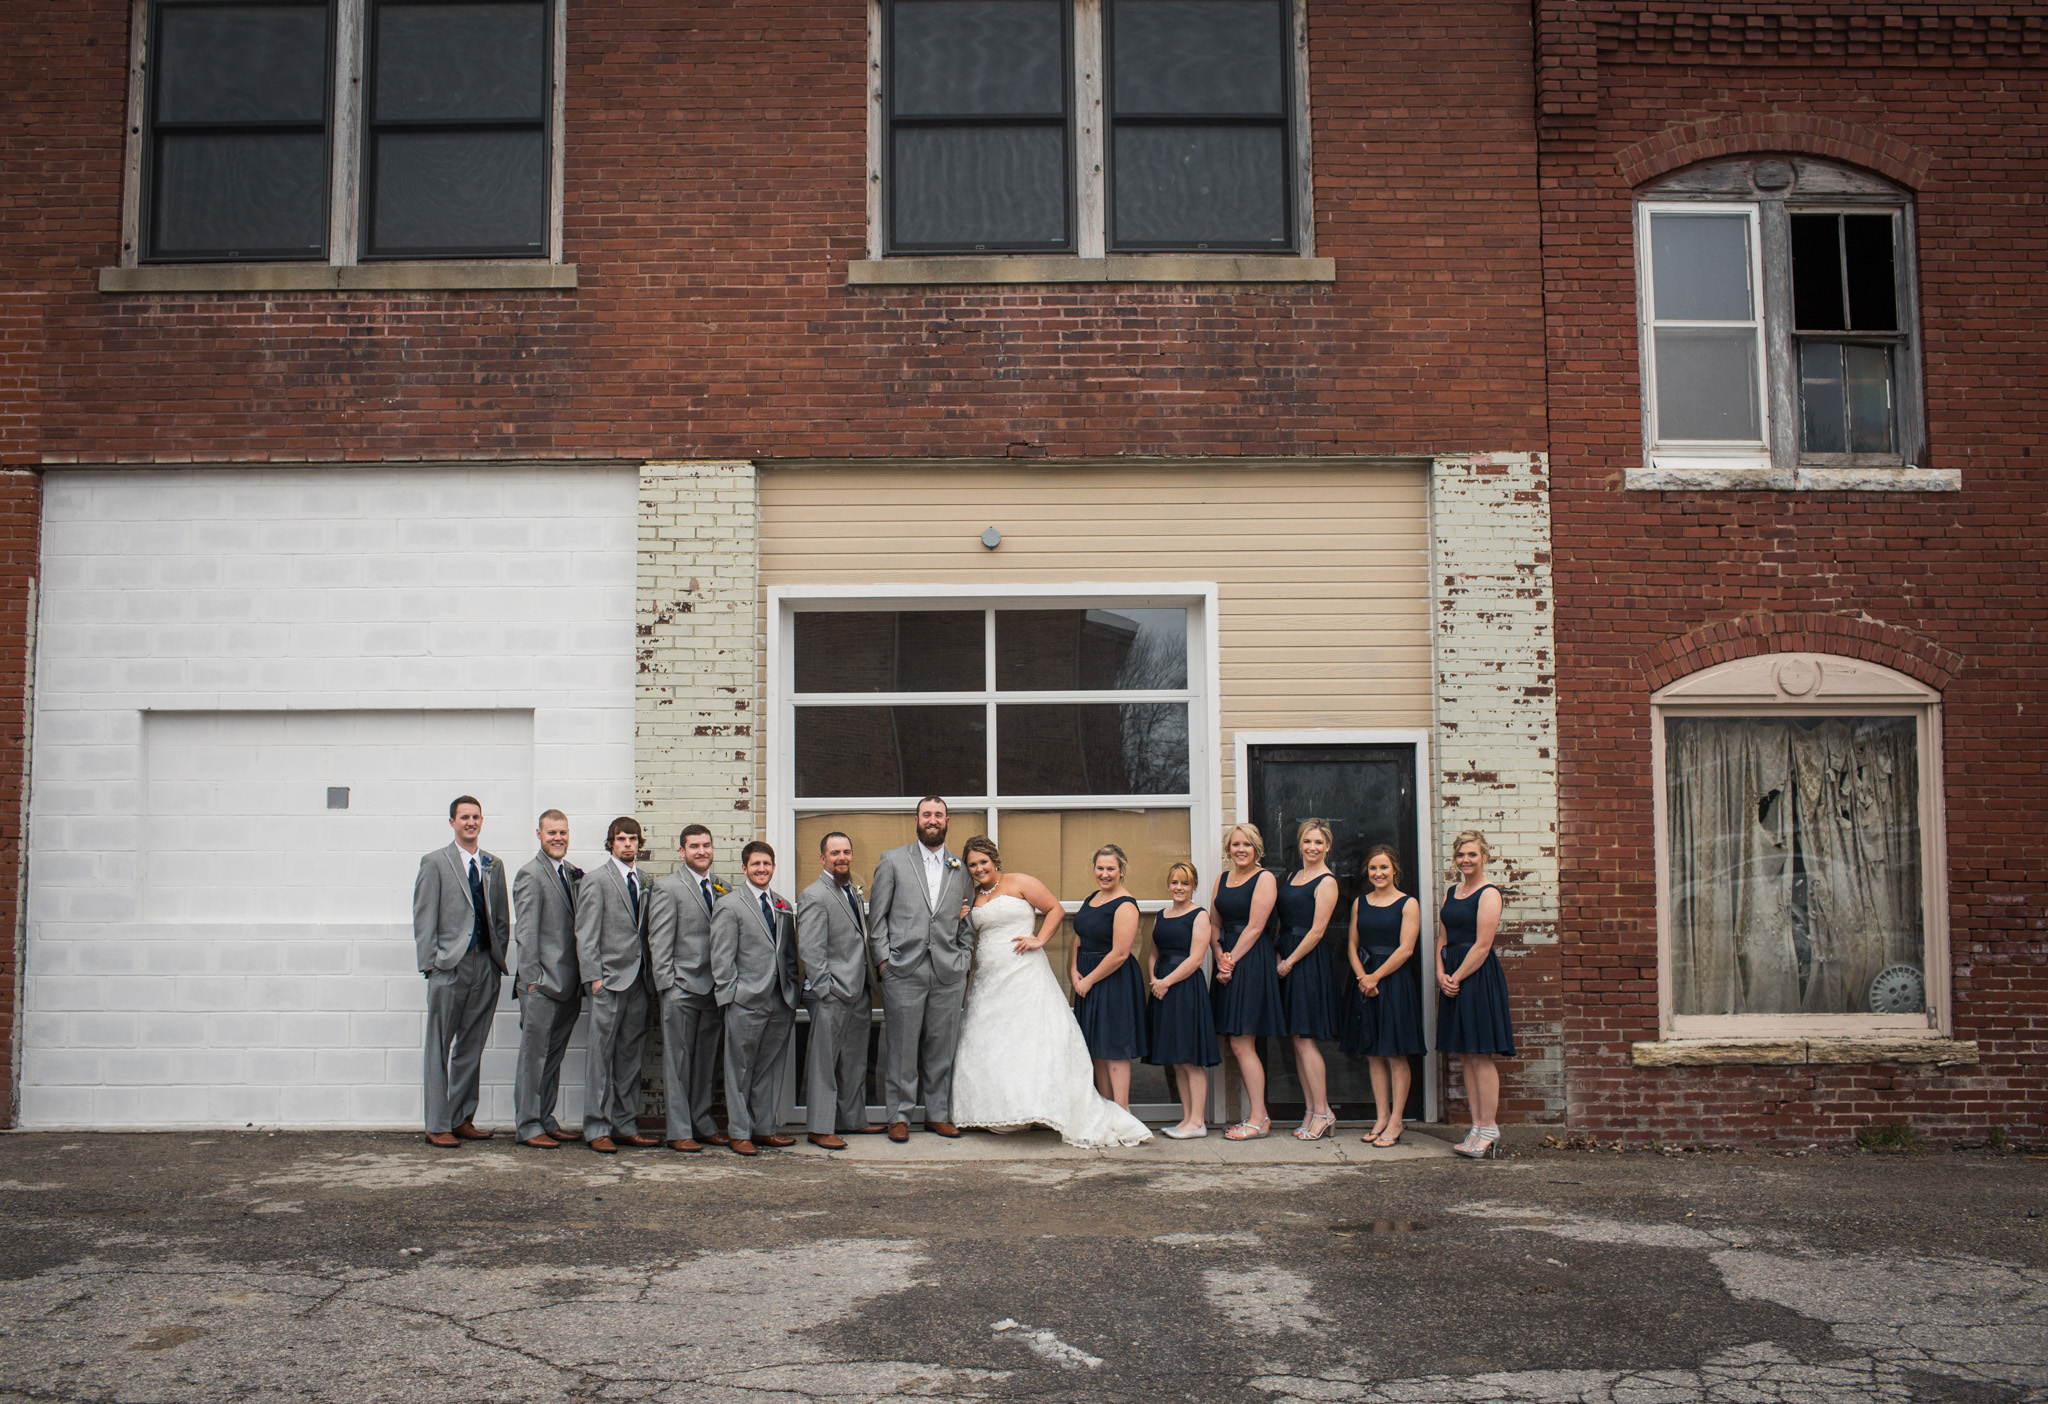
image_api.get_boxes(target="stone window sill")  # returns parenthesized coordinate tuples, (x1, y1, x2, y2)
(1630, 1037, 1977, 1068)
(1626, 462, 1959, 493)
(99, 262, 578, 294)
(847, 254, 1336, 286)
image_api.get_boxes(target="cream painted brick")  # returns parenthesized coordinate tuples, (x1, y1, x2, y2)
(21, 1086, 94, 1125)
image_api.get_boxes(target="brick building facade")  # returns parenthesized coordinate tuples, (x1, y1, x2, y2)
(0, 1, 2037, 1139)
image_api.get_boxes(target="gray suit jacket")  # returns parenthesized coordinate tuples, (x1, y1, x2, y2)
(574, 860, 649, 993)
(413, 841, 511, 975)
(513, 851, 583, 1000)
(867, 842, 974, 979)
(797, 871, 871, 1004)
(711, 884, 799, 1011)
(647, 866, 730, 997)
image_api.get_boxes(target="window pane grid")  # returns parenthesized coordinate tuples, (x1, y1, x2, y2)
(1643, 205, 1767, 447)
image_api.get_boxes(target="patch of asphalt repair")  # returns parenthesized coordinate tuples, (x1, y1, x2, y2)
(0, 1132, 2041, 1403)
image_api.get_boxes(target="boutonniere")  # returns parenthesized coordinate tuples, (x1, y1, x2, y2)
(772, 897, 792, 914)
(712, 882, 729, 896)
(567, 864, 584, 881)
(945, 856, 961, 871)
(480, 854, 495, 869)
(853, 883, 866, 900)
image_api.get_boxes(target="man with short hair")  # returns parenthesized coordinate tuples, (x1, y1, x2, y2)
(575, 816, 660, 1153)
(647, 823, 731, 1152)
(511, 809, 584, 1148)
(868, 797, 974, 1142)
(710, 840, 800, 1156)
(797, 831, 882, 1149)
(413, 795, 511, 1148)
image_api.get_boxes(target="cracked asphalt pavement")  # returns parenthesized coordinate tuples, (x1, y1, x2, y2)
(1, 1132, 2043, 1403)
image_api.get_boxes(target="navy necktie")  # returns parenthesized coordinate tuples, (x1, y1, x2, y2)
(467, 858, 488, 953)
(627, 870, 640, 923)
(760, 892, 776, 933)
(843, 883, 863, 931)
(699, 877, 715, 914)
(556, 863, 573, 906)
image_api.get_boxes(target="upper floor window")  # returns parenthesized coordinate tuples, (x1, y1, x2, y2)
(880, 0, 1301, 257)
(138, 0, 557, 264)
(1634, 158, 1924, 475)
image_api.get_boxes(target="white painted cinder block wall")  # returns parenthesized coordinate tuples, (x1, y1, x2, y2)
(21, 467, 637, 1129)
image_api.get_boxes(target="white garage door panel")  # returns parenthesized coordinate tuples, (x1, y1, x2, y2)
(143, 709, 534, 923)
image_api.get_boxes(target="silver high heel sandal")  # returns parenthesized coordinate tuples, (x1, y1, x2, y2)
(1451, 1126, 1500, 1159)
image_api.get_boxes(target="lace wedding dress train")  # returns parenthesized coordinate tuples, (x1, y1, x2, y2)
(951, 895, 1154, 1149)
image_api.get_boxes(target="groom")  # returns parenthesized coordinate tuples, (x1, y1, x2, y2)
(868, 796, 974, 1141)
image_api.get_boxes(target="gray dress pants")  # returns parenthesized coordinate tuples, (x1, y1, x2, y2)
(423, 947, 501, 1134)
(513, 988, 581, 1142)
(582, 981, 649, 1141)
(722, 997, 793, 1142)
(657, 988, 723, 1142)
(803, 994, 872, 1134)
(879, 955, 967, 1124)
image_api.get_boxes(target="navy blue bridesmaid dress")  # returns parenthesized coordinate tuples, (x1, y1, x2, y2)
(1073, 893, 1148, 1061)
(1144, 907, 1220, 1068)
(1210, 870, 1285, 1038)
(1272, 872, 1342, 1040)
(1435, 883, 1516, 1055)
(1340, 893, 1427, 1058)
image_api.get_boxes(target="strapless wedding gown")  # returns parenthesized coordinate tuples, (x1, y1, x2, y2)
(951, 895, 1153, 1148)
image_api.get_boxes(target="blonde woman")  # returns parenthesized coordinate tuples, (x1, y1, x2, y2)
(1272, 818, 1341, 1140)
(1436, 831, 1514, 1158)
(1211, 822, 1283, 1139)
(1144, 861, 1219, 1138)
(1071, 844, 1147, 1108)
(1341, 843, 1424, 1147)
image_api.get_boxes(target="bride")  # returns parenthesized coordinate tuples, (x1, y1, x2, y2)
(950, 837, 1153, 1148)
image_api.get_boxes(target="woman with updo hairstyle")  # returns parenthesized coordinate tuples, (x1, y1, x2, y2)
(1143, 860, 1219, 1138)
(1340, 842, 1425, 1146)
(1436, 830, 1514, 1158)
(1271, 817, 1341, 1140)
(1211, 822, 1283, 1139)
(1071, 843, 1147, 1108)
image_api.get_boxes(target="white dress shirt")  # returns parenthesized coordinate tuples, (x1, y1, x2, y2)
(921, 843, 946, 908)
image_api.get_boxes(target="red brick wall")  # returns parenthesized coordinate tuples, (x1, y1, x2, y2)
(0, 471, 38, 1128)
(4, 0, 1548, 464)
(1541, 4, 2048, 1143)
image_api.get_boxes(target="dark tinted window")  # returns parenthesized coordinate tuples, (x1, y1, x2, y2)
(1106, 0, 1291, 250)
(363, 0, 550, 258)
(997, 704, 1191, 795)
(795, 706, 988, 798)
(794, 612, 986, 693)
(996, 608, 1187, 690)
(887, 0, 1071, 252)
(144, 1, 333, 261)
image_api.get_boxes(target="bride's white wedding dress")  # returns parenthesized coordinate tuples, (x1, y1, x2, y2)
(951, 894, 1153, 1148)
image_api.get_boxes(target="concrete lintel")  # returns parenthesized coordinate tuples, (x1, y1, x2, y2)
(100, 263, 578, 294)
(1631, 1038, 1978, 1068)
(1625, 465, 1960, 493)
(848, 254, 1336, 286)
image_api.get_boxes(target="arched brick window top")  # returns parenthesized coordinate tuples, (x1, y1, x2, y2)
(1650, 649, 1950, 1043)
(1639, 156, 1907, 203)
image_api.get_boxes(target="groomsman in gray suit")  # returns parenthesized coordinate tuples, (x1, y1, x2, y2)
(646, 823, 731, 1153)
(796, 832, 883, 1149)
(511, 809, 584, 1148)
(711, 840, 800, 1156)
(575, 816, 660, 1153)
(412, 795, 511, 1148)
(868, 797, 974, 1142)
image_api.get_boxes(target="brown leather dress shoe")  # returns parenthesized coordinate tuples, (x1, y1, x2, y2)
(841, 1124, 887, 1135)
(808, 1133, 849, 1150)
(587, 1136, 618, 1154)
(424, 1131, 460, 1148)
(618, 1133, 661, 1148)
(667, 1139, 703, 1153)
(926, 1121, 962, 1138)
(517, 1134, 561, 1149)
(452, 1122, 493, 1140)
(705, 1132, 733, 1147)
(549, 1128, 583, 1142)
(886, 1121, 911, 1143)
(758, 1133, 796, 1148)
(730, 1139, 759, 1156)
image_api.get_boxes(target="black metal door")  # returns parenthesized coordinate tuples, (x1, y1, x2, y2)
(1246, 743, 1425, 1122)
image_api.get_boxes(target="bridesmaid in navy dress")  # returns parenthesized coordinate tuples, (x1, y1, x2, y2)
(1071, 844, 1146, 1108)
(1212, 823, 1283, 1140)
(1342, 843, 1425, 1147)
(1273, 818, 1342, 1141)
(1144, 861, 1219, 1139)
(1436, 830, 1514, 1158)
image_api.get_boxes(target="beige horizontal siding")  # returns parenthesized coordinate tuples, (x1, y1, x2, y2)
(758, 462, 1431, 823)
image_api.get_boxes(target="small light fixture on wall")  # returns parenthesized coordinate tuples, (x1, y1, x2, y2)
(327, 787, 350, 810)
(981, 527, 1002, 549)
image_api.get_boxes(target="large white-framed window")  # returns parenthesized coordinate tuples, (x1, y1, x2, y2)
(769, 585, 1221, 936)
(1632, 157, 1930, 488)
(1651, 652, 1949, 1041)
